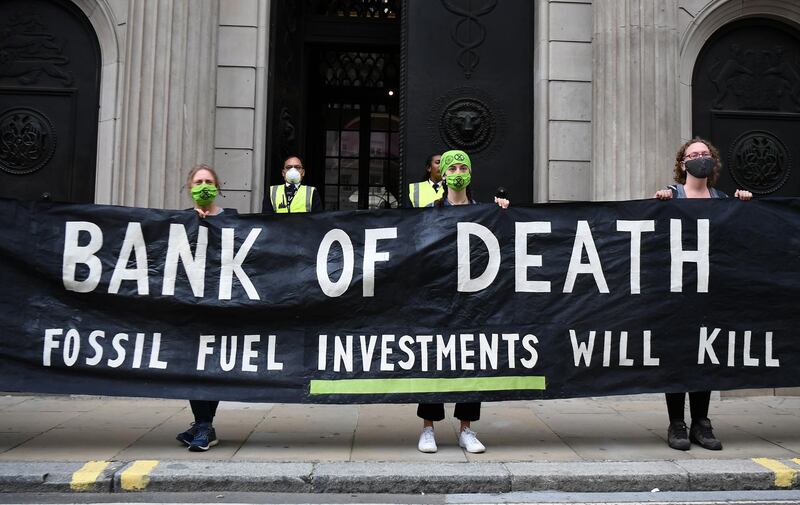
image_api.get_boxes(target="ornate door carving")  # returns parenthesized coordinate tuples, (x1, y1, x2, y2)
(403, 0, 532, 203)
(266, 0, 305, 190)
(0, 0, 100, 203)
(693, 19, 800, 197)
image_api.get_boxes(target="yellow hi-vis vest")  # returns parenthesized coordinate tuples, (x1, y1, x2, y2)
(270, 184, 315, 213)
(407, 181, 443, 208)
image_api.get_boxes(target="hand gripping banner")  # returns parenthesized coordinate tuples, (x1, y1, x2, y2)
(1, 197, 799, 403)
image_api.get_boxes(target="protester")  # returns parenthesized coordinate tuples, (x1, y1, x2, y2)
(655, 138, 752, 451)
(264, 156, 321, 213)
(175, 164, 229, 451)
(416, 149, 509, 454)
(407, 154, 443, 208)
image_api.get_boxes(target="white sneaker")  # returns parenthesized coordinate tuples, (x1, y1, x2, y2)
(459, 427, 486, 453)
(418, 427, 437, 453)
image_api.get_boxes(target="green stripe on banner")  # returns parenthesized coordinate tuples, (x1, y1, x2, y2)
(309, 376, 546, 395)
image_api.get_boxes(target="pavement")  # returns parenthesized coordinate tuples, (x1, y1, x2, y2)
(1, 392, 800, 494)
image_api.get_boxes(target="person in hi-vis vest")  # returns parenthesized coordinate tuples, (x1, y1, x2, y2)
(265, 156, 322, 213)
(406, 154, 443, 208)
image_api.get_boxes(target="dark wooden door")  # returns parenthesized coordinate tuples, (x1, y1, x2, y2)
(311, 49, 400, 210)
(266, 0, 400, 210)
(404, 0, 533, 204)
(0, 0, 100, 203)
(693, 19, 800, 197)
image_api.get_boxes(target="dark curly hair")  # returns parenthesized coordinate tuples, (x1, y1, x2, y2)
(673, 137, 721, 188)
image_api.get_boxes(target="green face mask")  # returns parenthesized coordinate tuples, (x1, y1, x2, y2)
(445, 172, 471, 191)
(191, 183, 218, 206)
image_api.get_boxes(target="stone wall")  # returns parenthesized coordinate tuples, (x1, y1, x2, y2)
(85, 0, 800, 211)
(212, 0, 269, 213)
(81, 0, 267, 212)
(535, 0, 594, 202)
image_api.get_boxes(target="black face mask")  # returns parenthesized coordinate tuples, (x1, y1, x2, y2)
(684, 156, 715, 179)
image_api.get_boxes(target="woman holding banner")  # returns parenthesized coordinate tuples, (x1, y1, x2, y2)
(416, 150, 509, 454)
(655, 138, 752, 451)
(175, 164, 226, 451)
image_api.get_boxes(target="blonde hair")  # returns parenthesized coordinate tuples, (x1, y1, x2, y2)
(186, 164, 221, 190)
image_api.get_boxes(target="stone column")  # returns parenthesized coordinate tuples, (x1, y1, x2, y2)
(592, 0, 680, 200)
(115, 0, 219, 208)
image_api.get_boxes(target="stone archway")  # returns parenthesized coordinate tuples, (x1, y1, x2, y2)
(0, 0, 105, 203)
(68, 0, 120, 204)
(692, 18, 800, 196)
(679, 0, 800, 144)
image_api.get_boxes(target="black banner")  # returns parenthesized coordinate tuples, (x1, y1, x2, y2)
(1, 197, 799, 403)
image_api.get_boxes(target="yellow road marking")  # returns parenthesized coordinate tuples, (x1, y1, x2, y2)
(70, 460, 111, 491)
(753, 457, 796, 488)
(120, 460, 159, 491)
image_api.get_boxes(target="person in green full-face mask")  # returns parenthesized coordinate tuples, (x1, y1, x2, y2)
(426, 149, 509, 208)
(416, 149, 510, 456)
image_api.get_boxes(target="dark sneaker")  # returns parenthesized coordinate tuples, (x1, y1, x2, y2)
(187, 423, 218, 452)
(667, 420, 690, 450)
(176, 423, 198, 446)
(690, 417, 722, 450)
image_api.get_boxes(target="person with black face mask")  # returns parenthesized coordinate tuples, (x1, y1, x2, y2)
(654, 138, 752, 452)
(655, 138, 753, 200)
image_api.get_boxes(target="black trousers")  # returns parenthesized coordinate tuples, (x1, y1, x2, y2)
(189, 400, 219, 424)
(665, 391, 710, 422)
(417, 402, 481, 422)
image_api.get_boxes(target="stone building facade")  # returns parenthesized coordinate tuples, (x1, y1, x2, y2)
(2, 0, 799, 210)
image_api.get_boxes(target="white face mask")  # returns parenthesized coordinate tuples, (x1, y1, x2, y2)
(285, 167, 302, 184)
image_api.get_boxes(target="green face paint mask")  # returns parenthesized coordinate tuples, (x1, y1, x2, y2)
(445, 172, 471, 191)
(191, 183, 218, 206)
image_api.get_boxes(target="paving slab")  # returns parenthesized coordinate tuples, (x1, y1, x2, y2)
(233, 430, 354, 461)
(535, 412, 680, 461)
(530, 398, 619, 415)
(353, 427, 465, 462)
(712, 401, 785, 416)
(0, 396, 32, 409)
(255, 404, 357, 433)
(606, 398, 665, 412)
(0, 411, 82, 433)
(352, 403, 465, 462)
(0, 427, 149, 461)
(1, 397, 107, 412)
(0, 432, 37, 453)
(446, 403, 579, 462)
(714, 413, 800, 453)
(217, 401, 275, 411)
(756, 396, 800, 412)
(57, 407, 184, 431)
